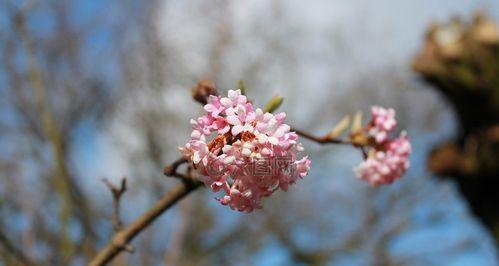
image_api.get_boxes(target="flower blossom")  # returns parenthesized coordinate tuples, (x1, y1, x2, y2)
(180, 89, 311, 212)
(368, 106, 397, 143)
(354, 106, 411, 186)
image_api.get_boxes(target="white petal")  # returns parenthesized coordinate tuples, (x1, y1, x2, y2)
(193, 152, 202, 164)
(243, 124, 254, 133)
(220, 97, 233, 108)
(222, 145, 232, 153)
(258, 134, 268, 144)
(268, 137, 279, 145)
(242, 148, 252, 156)
(190, 130, 201, 139)
(228, 89, 240, 100)
(224, 156, 236, 164)
(225, 107, 235, 116)
(232, 125, 244, 136)
(227, 115, 241, 126)
(243, 142, 254, 149)
(273, 128, 285, 138)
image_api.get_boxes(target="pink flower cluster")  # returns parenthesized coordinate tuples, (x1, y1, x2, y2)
(180, 89, 311, 212)
(354, 106, 411, 186)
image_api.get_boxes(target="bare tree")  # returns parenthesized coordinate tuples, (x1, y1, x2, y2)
(0, 0, 151, 264)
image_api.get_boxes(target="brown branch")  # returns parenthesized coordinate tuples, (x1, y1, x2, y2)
(0, 229, 33, 266)
(163, 157, 188, 177)
(89, 176, 201, 266)
(102, 177, 127, 232)
(13, 7, 76, 260)
(292, 128, 352, 145)
(292, 127, 369, 160)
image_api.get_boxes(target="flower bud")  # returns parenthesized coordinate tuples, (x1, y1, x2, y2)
(349, 131, 369, 146)
(192, 80, 218, 105)
(351, 111, 363, 132)
(325, 115, 350, 140)
(237, 80, 246, 95)
(263, 95, 284, 113)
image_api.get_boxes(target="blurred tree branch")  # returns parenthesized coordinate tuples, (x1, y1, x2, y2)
(103, 177, 128, 232)
(89, 177, 202, 266)
(0, 229, 33, 266)
(0, 0, 137, 263)
(13, 6, 77, 260)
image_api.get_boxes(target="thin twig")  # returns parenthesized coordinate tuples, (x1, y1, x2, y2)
(102, 177, 127, 232)
(292, 128, 352, 145)
(0, 229, 33, 266)
(89, 179, 201, 266)
(13, 7, 76, 260)
(163, 157, 188, 177)
(360, 147, 368, 159)
(292, 127, 369, 159)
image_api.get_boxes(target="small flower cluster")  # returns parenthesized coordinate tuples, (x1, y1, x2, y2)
(354, 106, 411, 186)
(180, 89, 311, 212)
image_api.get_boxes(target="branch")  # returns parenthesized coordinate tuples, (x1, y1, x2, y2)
(292, 128, 367, 159)
(163, 157, 188, 177)
(102, 177, 127, 232)
(0, 229, 33, 266)
(13, 6, 77, 260)
(292, 128, 352, 145)
(89, 177, 201, 266)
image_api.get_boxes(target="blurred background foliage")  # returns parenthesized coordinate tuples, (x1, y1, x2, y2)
(0, 0, 498, 265)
